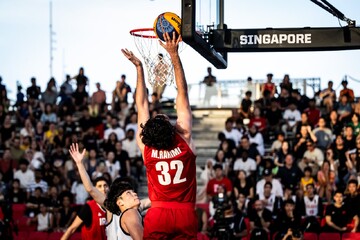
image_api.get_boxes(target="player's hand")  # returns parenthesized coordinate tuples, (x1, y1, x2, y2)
(159, 32, 182, 55)
(69, 143, 86, 165)
(121, 48, 142, 67)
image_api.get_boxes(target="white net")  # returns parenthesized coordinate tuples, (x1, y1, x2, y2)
(130, 28, 174, 88)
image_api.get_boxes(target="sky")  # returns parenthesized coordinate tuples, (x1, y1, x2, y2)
(1, 0, 360, 103)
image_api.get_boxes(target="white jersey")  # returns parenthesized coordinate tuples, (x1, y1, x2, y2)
(304, 195, 319, 217)
(259, 194, 276, 212)
(106, 209, 142, 240)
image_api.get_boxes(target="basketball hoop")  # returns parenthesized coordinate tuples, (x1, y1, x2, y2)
(130, 28, 183, 88)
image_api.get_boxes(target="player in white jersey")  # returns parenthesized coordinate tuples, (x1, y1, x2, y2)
(69, 143, 150, 239)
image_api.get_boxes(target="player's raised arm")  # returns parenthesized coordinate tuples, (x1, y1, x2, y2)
(160, 33, 192, 142)
(69, 143, 106, 207)
(121, 49, 149, 152)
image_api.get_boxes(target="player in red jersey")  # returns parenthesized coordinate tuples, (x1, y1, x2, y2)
(122, 32, 197, 239)
(61, 176, 108, 240)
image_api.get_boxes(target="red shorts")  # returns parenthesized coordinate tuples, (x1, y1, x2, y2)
(143, 201, 198, 240)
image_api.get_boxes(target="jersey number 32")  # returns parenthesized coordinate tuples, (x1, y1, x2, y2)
(156, 160, 187, 186)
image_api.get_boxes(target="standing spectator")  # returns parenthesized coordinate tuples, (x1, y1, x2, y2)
(323, 190, 358, 232)
(72, 67, 88, 90)
(15, 85, 25, 107)
(72, 84, 89, 111)
(280, 74, 293, 93)
(239, 90, 252, 118)
(40, 77, 58, 107)
(202, 67, 217, 106)
(339, 80, 355, 103)
(266, 99, 283, 136)
(91, 82, 107, 113)
(261, 73, 276, 98)
(26, 77, 41, 100)
(60, 74, 74, 97)
(319, 80, 336, 114)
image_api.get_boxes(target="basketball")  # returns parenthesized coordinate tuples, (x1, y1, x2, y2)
(153, 12, 181, 41)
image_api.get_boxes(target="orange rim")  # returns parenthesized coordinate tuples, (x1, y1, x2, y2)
(129, 28, 157, 39)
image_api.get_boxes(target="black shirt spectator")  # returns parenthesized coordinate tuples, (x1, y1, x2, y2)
(277, 154, 303, 191)
(26, 77, 41, 100)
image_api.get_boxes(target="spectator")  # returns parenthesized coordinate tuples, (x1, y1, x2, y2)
(206, 164, 233, 199)
(40, 103, 57, 124)
(82, 126, 99, 151)
(222, 117, 242, 146)
(72, 84, 89, 111)
(299, 140, 324, 174)
(8, 178, 26, 203)
(0, 148, 16, 182)
(249, 106, 267, 134)
(317, 160, 336, 203)
(293, 125, 317, 160)
(256, 168, 283, 198)
(343, 179, 360, 223)
(300, 167, 315, 195)
(104, 151, 119, 181)
(303, 98, 321, 128)
(26, 77, 41, 100)
(41, 77, 58, 107)
(319, 80, 336, 113)
(14, 158, 34, 190)
(298, 183, 322, 233)
(257, 181, 282, 215)
(26, 187, 48, 217)
(274, 141, 291, 168)
(56, 193, 76, 231)
(266, 99, 283, 136)
(27, 170, 48, 199)
(1, 114, 16, 148)
(237, 135, 262, 166)
(60, 74, 73, 97)
(239, 90, 252, 118)
(233, 169, 254, 199)
(274, 199, 301, 240)
(202, 67, 217, 106)
(339, 80, 355, 103)
(323, 190, 358, 233)
(33, 202, 54, 232)
(91, 82, 107, 113)
(313, 117, 333, 151)
(281, 101, 301, 139)
(233, 151, 256, 179)
(70, 173, 89, 205)
(214, 149, 231, 177)
(343, 125, 356, 151)
(337, 95, 352, 123)
(248, 124, 265, 156)
(349, 113, 360, 136)
(249, 199, 272, 234)
(104, 116, 125, 141)
(78, 107, 98, 133)
(261, 73, 276, 98)
(101, 132, 118, 155)
(277, 154, 303, 192)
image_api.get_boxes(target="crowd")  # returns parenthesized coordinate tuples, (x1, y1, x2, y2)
(0, 71, 147, 235)
(1, 70, 360, 239)
(198, 73, 360, 239)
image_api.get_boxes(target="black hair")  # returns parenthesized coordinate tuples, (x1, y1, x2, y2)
(140, 115, 176, 150)
(104, 179, 134, 215)
(264, 181, 273, 189)
(93, 176, 110, 187)
(348, 179, 358, 186)
(304, 166, 312, 173)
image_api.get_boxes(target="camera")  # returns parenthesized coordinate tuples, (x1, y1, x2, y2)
(211, 192, 233, 240)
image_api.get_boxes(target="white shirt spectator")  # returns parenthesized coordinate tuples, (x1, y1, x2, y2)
(71, 181, 89, 205)
(249, 132, 265, 156)
(27, 179, 48, 196)
(303, 147, 324, 167)
(105, 160, 120, 180)
(125, 123, 138, 135)
(233, 157, 256, 177)
(222, 128, 242, 145)
(14, 169, 35, 189)
(104, 127, 125, 141)
(283, 109, 301, 127)
(256, 178, 283, 197)
(122, 138, 141, 159)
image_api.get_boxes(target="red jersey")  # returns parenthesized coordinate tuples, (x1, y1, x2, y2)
(144, 133, 197, 203)
(81, 200, 107, 240)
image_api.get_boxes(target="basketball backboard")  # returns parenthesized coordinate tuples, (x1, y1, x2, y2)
(181, 0, 228, 69)
(182, 0, 360, 69)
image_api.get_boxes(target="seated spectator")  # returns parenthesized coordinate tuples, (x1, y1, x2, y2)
(233, 170, 254, 199)
(104, 116, 125, 141)
(239, 90, 252, 119)
(249, 199, 272, 234)
(298, 140, 324, 174)
(27, 169, 48, 199)
(233, 201, 248, 239)
(277, 154, 303, 192)
(101, 132, 118, 155)
(236, 192, 251, 217)
(326, 110, 343, 137)
(233, 151, 256, 179)
(219, 138, 236, 161)
(317, 160, 336, 204)
(300, 167, 315, 195)
(70, 173, 89, 205)
(303, 98, 321, 128)
(298, 183, 322, 233)
(256, 168, 283, 198)
(270, 132, 285, 155)
(249, 106, 267, 134)
(26, 187, 48, 217)
(293, 125, 317, 161)
(349, 113, 360, 137)
(104, 151, 119, 181)
(40, 103, 57, 124)
(10, 137, 25, 163)
(248, 125, 265, 156)
(222, 117, 242, 145)
(33, 202, 54, 232)
(206, 164, 233, 200)
(78, 107, 99, 133)
(343, 179, 360, 223)
(72, 84, 89, 111)
(295, 113, 310, 138)
(313, 117, 333, 151)
(343, 125, 356, 151)
(19, 118, 35, 140)
(0, 148, 16, 182)
(14, 158, 34, 190)
(257, 181, 282, 216)
(214, 149, 231, 177)
(82, 126, 99, 152)
(56, 193, 76, 231)
(266, 99, 283, 138)
(8, 178, 26, 203)
(274, 141, 291, 168)
(323, 190, 358, 233)
(274, 199, 301, 240)
(237, 135, 262, 166)
(336, 95, 352, 123)
(281, 101, 301, 139)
